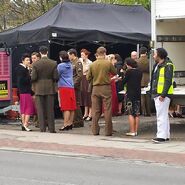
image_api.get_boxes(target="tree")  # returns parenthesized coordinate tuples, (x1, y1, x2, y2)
(98, 0, 150, 10)
(0, 0, 150, 31)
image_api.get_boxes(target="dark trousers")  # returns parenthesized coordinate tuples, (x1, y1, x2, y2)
(73, 88, 84, 127)
(91, 85, 112, 136)
(35, 95, 55, 132)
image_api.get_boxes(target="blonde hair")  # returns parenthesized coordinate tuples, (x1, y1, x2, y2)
(107, 54, 116, 65)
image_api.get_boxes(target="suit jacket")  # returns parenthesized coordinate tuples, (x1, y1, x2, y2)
(31, 56, 59, 95)
(137, 56, 150, 87)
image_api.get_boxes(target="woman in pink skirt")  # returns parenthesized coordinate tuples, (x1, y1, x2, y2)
(16, 54, 36, 131)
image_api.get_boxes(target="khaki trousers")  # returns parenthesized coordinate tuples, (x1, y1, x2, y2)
(141, 94, 151, 116)
(91, 85, 112, 136)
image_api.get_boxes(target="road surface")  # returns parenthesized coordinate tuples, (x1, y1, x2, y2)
(0, 150, 185, 185)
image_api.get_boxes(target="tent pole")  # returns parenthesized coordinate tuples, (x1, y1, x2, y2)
(48, 40, 51, 58)
(137, 44, 140, 58)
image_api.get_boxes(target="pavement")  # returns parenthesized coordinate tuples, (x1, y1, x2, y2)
(0, 115, 185, 166)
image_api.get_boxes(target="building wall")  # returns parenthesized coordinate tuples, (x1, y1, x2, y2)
(156, 19, 185, 70)
(152, 0, 185, 70)
(155, 0, 185, 19)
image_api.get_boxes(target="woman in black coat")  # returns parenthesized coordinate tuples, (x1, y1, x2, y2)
(16, 54, 36, 131)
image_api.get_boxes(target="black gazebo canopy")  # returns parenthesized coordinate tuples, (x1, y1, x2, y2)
(0, 2, 151, 46)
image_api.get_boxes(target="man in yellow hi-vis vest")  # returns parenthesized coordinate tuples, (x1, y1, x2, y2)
(150, 48, 174, 143)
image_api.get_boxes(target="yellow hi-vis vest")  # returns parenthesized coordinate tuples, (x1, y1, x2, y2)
(157, 62, 174, 94)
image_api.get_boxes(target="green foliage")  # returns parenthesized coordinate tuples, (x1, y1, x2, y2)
(99, 0, 150, 9)
(0, 0, 150, 31)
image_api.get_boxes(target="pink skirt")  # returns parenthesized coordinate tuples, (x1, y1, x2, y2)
(20, 94, 36, 115)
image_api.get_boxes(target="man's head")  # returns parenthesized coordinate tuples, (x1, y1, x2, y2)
(31, 52, 41, 63)
(153, 48, 168, 63)
(96, 46, 107, 58)
(125, 57, 137, 69)
(39, 46, 48, 56)
(139, 47, 147, 56)
(21, 53, 30, 67)
(68, 48, 77, 61)
(131, 51, 138, 61)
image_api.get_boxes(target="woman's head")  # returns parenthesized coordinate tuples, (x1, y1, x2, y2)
(125, 57, 137, 69)
(59, 50, 69, 62)
(107, 54, 116, 65)
(21, 53, 30, 67)
(81, 48, 90, 60)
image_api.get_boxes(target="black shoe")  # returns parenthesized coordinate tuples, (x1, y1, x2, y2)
(59, 125, 72, 131)
(59, 126, 69, 131)
(93, 133, 100, 136)
(50, 131, 56, 133)
(176, 113, 183, 118)
(21, 125, 26, 131)
(83, 116, 88, 120)
(152, 138, 166, 143)
(40, 129, 46, 132)
(68, 125, 73, 130)
(172, 112, 177, 118)
(22, 125, 32, 132)
(166, 138, 170, 141)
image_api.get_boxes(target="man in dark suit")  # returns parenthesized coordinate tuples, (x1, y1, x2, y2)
(31, 46, 58, 133)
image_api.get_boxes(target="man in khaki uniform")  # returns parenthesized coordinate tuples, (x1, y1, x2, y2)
(68, 49, 84, 128)
(137, 47, 151, 116)
(87, 47, 117, 136)
(31, 46, 58, 133)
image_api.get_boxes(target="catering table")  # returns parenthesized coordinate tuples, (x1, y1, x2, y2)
(119, 86, 185, 104)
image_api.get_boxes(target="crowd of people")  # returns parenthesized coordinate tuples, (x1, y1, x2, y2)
(16, 45, 177, 143)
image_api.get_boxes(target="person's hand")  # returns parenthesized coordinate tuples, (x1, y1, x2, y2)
(159, 96, 165, 102)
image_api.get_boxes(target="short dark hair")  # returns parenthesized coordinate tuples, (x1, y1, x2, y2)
(140, 47, 147, 55)
(125, 57, 137, 68)
(68, 48, 77, 57)
(114, 54, 122, 62)
(21, 53, 30, 61)
(39, 46, 48, 55)
(59, 50, 69, 61)
(31, 52, 41, 58)
(156, 48, 168, 59)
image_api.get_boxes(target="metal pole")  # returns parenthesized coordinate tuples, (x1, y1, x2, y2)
(137, 44, 140, 58)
